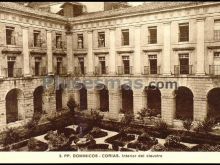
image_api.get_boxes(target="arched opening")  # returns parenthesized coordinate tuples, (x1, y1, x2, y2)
(207, 88, 220, 122)
(33, 86, 44, 114)
(175, 86, 194, 120)
(79, 84, 87, 110)
(96, 84, 109, 112)
(6, 88, 23, 124)
(56, 84, 63, 111)
(145, 86, 161, 116)
(121, 84, 133, 114)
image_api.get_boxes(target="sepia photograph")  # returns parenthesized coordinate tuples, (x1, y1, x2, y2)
(0, 1, 220, 163)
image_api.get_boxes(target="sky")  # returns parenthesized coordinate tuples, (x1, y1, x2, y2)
(128, 2, 145, 6)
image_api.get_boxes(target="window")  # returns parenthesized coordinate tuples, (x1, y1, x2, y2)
(6, 26, 15, 45)
(99, 57, 106, 74)
(214, 52, 220, 57)
(78, 57, 85, 75)
(122, 56, 130, 74)
(33, 30, 41, 47)
(179, 54, 190, 74)
(77, 34, 84, 49)
(7, 56, 16, 77)
(34, 57, 41, 76)
(56, 57, 63, 75)
(56, 33, 62, 49)
(121, 29, 129, 46)
(148, 26, 157, 44)
(179, 23, 189, 42)
(214, 20, 220, 41)
(98, 32, 105, 47)
(148, 55, 157, 74)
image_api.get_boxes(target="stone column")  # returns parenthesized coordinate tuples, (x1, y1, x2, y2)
(108, 89, 121, 119)
(134, 25, 141, 75)
(0, 55, 3, 79)
(87, 90, 96, 110)
(47, 30, 53, 75)
(109, 27, 116, 75)
(0, 100, 6, 125)
(22, 26, 31, 77)
(66, 32, 73, 75)
(163, 21, 171, 75)
(133, 90, 145, 116)
(196, 17, 206, 75)
(194, 97, 207, 121)
(161, 91, 175, 125)
(87, 30, 94, 75)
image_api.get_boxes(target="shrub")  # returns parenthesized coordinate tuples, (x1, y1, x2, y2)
(90, 109, 104, 127)
(47, 132, 70, 151)
(194, 117, 216, 133)
(154, 120, 169, 133)
(44, 130, 54, 140)
(119, 113, 134, 133)
(151, 144, 167, 151)
(28, 138, 48, 151)
(90, 127, 108, 138)
(3, 128, 20, 146)
(182, 119, 193, 131)
(57, 128, 76, 138)
(137, 108, 161, 121)
(190, 144, 220, 151)
(164, 135, 181, 148)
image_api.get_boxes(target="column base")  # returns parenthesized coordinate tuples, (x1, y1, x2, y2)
(24, 74, 32, 78)
(48, 72, 54, 76)
(195, 73, 206, 76)
(162, 73, 172, 76)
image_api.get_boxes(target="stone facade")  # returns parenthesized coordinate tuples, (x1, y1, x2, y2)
(1, 2, 220, 131)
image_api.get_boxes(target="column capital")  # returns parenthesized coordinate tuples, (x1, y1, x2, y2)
(196, 17, 206, 21)
(66, 31, 73, 35)
(46, 29, 53, 33)
(87, 30, 93, 34)
(21, 26, 29, 29)
(134, 24, 141, 28)
(109, 27, 116, 31)
(163, 21, 171, 24)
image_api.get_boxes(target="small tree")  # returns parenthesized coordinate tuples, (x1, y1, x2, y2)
(90, 109, 104, 127)
(67, 96, 78, 114)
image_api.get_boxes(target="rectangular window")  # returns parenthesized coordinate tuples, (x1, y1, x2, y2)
(122, 56, 130, 74)
(98, 32, 105, 47)
(56, 33, 62, 49)
(214, 20, 220, 41)
(214, 52, 220, 57)
(148, 55, 157, 74)
(6, 26, 15, 45)
(179, 54, 189, 74)
(33, 30, 41, 47)
(34, 57, 41, 76)
(121, 29, 129, 46)
(56, 57, 63, 75)
(78, 57, 85, 75)
(99, 57, 106, 74)
(7, 56, 16, 77)
(179, 23, 189, 42)
(77, 34, 84, 49)
(148, 26, 157, 44)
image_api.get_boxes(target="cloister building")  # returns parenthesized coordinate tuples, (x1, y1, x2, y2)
(1, 2, 220, 131)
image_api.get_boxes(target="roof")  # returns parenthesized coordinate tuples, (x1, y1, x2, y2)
(0, 2, 66, 21)
(69, 2, 207, 22)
